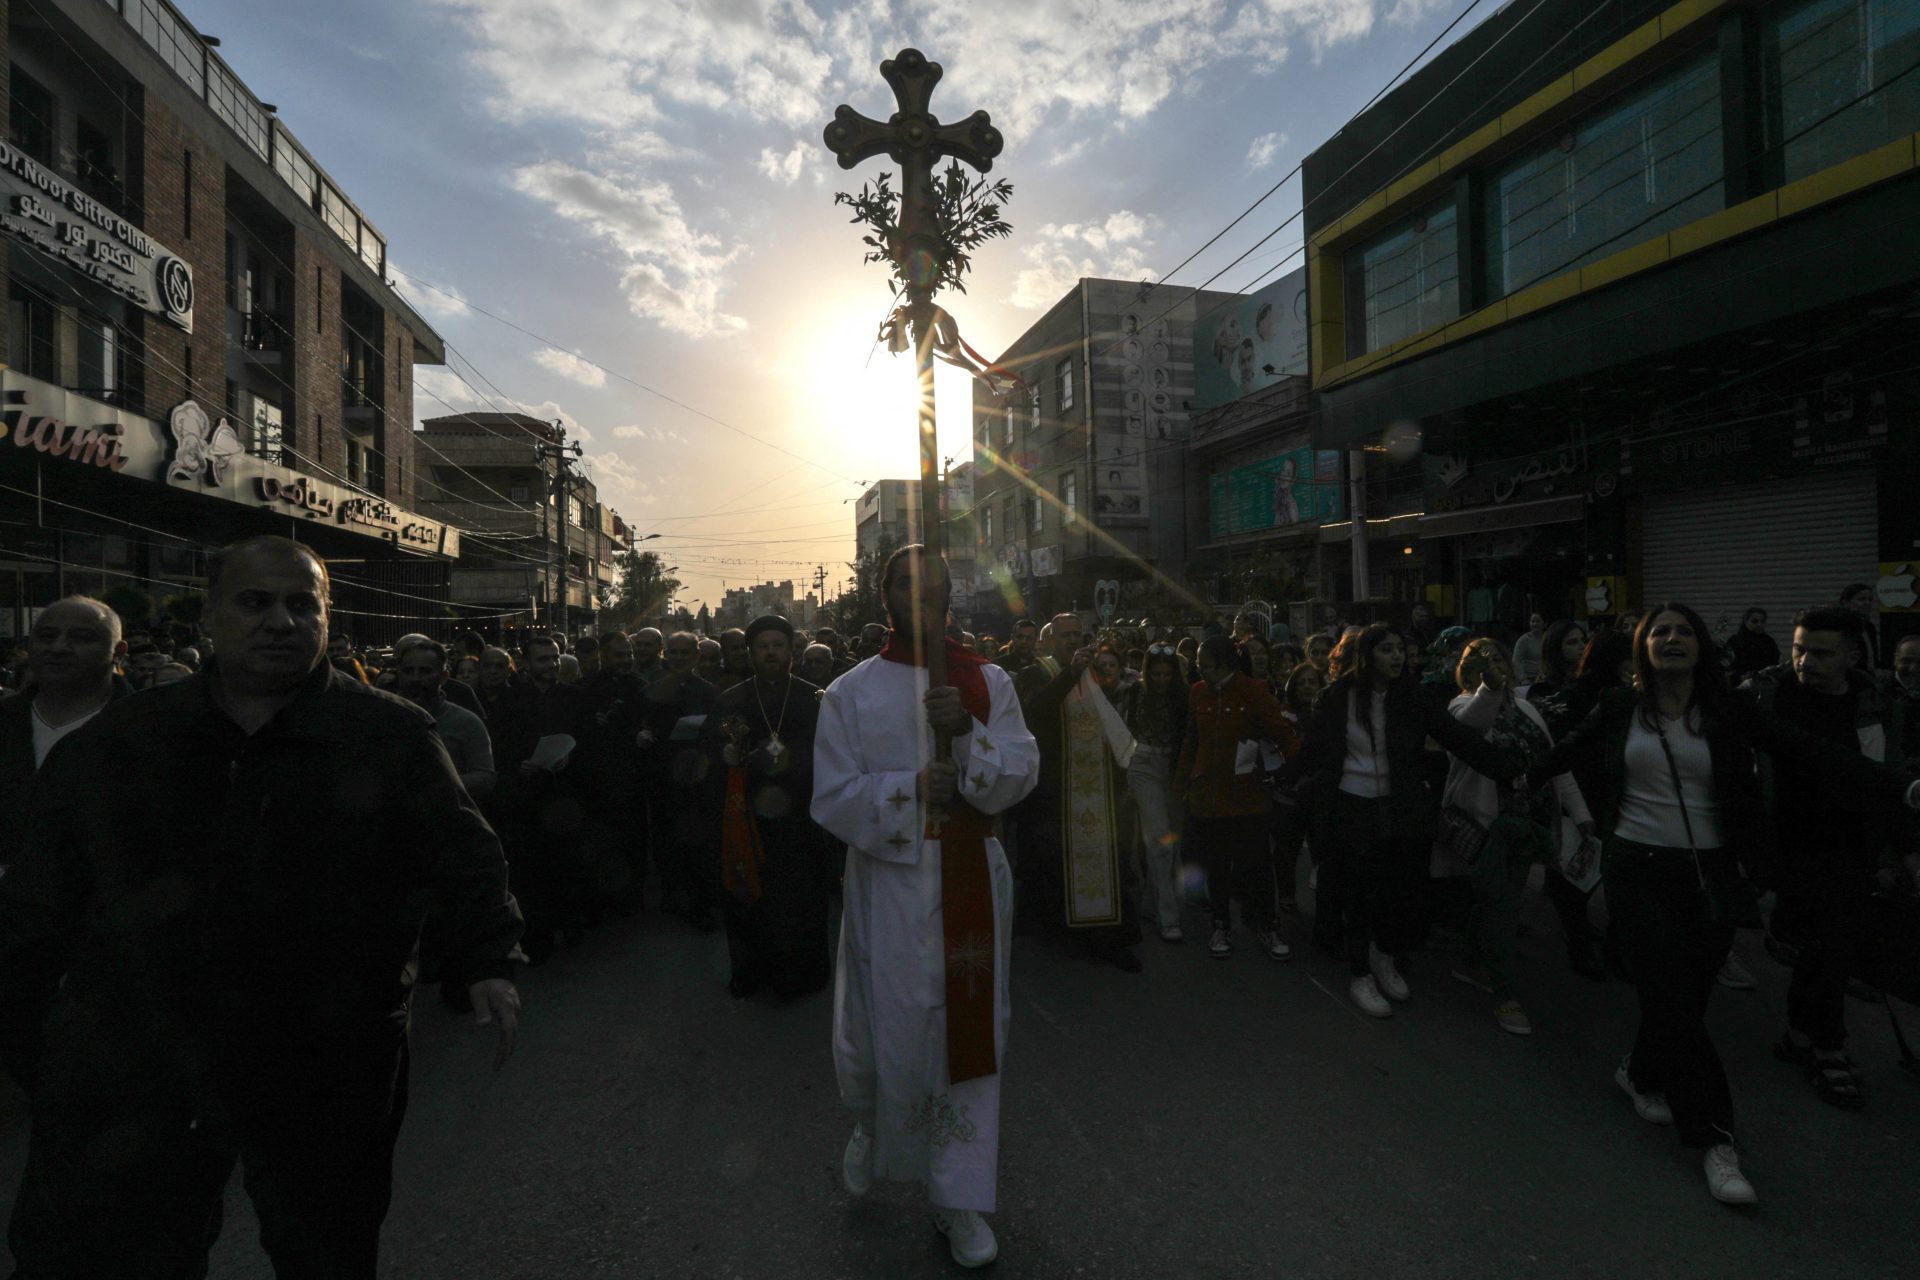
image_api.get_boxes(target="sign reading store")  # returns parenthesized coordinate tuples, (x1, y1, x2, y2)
(0, 141, 194, 331)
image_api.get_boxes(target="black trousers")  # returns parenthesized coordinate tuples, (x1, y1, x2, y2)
(1189, 812, 1275, 933)
(1320, 791, 1425, 977)
(1778, 868, 1874, 1052)
(1605, 838, 1738, 1148)
(10, 1037, 409, 1278)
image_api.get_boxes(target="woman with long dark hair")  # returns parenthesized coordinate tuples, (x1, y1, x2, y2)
(1722, 608, 1779, 680)
(1283, 625, 1521, 1017)
(1122, 647, 1191, 941)
(1523, 619, 1587, 701)
(1538, 604, 1920, 1205)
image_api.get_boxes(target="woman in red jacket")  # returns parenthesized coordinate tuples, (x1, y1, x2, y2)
(1173, 635, 1299, 962)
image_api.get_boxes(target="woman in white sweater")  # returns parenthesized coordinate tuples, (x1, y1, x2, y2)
(1438, 638, 1591, 1037)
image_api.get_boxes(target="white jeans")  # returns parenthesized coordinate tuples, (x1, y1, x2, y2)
(1127, 745, 1184, 929)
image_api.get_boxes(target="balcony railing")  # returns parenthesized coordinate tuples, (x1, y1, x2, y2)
(242, 310, 290, 354)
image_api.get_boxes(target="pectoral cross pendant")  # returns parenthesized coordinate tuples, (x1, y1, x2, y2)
(766, 733, 786, 764)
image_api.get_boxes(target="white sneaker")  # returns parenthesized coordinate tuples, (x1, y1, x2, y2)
(933, 1207, 999, 1268)
(1704, 1144, 1757, 1205)
(1350, 975, 1393, 1017)
(1614, 1061, 1673, 1125)
(1257, 929, 1293, 961)
(841, 1124, 872, 1196)
(1369, 943, 1410, 1001)
(1717, 954, 1757, 990)
(1159, 924, 1184, 943)
(1208, 926, 1232, 958)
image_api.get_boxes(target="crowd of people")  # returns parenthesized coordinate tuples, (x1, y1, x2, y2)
(2, 537, 1919, 1270)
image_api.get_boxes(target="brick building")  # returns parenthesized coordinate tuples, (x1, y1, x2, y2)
(0, 0, 455, 644)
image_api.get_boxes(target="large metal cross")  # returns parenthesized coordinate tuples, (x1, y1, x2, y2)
(823, 49, 1001, 696)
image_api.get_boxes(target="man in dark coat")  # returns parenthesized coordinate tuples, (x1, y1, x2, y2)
(702, 615, 832, 998)
(0, 596, 127, 871)
(641, 630, 719, 927)
(0, 536, 522, 1278)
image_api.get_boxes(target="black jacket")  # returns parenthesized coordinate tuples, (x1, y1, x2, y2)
(1535, 686, 1912, 867)
(0, 682, 132, 869)
(1282, 676, 1522, 821)
(0, 661, 522, 1092)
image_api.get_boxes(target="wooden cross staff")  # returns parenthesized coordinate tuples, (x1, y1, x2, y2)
(822, 49, 1002, 698)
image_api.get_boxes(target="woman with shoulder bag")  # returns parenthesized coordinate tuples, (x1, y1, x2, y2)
(1537, 604, 1920, 1207)
(1437, 639, 1593, 1037)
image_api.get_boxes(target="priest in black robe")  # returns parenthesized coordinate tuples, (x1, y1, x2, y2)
(701, 615, 832, 999)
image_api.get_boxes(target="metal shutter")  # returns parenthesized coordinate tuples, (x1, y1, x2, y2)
(1641, 469, 1877, 654)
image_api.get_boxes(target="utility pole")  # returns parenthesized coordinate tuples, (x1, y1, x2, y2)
(823, 48, 1002, 690)
(534, 423, 583, 637)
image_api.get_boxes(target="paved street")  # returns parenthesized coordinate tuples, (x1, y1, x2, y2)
(2, 874, 1914, 1279)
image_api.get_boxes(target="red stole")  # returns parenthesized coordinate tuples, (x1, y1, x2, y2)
(878, 635, 998, 1084)
(719, 766, 765, 905)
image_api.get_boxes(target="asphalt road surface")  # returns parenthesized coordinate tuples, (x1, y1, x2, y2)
(2, 872, 1914, 1279)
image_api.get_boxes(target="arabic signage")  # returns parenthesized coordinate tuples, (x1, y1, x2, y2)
(0, 374, 455, 556)
(1424, 433, 1620, 513)
(1193, 267, 1308, 412)
(1208, 446, 1344, 538)
(0, 142, 193, 332)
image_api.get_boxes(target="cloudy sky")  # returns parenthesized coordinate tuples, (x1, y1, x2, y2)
(186, 0, 1467, 607)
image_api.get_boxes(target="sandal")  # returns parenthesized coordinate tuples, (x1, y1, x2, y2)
(1807, 1054, 1865, 1110)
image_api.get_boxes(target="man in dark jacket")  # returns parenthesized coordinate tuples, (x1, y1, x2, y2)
(0, 536, 523, 1278)
(0, 596, 127, 871)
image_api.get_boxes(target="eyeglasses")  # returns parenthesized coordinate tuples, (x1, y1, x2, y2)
(1147, 643, 1177, 656)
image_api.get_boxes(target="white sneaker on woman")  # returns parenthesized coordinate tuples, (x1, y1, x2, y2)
(1614, 1060, 1673, 1125)
(1369, 943, 1410, 1001)
(1704, 1144, 1757, 1205)
(1350, 975, 1393, 1017)
(933, 1207, 999, 1267)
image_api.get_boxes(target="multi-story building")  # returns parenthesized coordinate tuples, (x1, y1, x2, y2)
(0, 0, 456, 644)
(714, 578, 815, 632)
(415, 411, 623, 638)
(942, 459, 980, 627)
(1302, 0, 1920, 654)
(854, 477, 917, 559)
(968, 277, 1240, 634)
(1182, 265, 1344, 625)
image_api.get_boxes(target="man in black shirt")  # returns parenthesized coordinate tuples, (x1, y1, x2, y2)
(1742, 607, 1906, 1108)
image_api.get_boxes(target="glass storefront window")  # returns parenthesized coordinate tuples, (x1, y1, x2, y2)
(1486, 54, 1723, 299)
(1350, 198, 1459, 355)
(1769, 0, 1920, 182)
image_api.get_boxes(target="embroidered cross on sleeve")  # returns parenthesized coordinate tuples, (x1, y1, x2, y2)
(970, 771, 990, 791)
(886, 831, 914, 853)
(886, 788, 912, 811)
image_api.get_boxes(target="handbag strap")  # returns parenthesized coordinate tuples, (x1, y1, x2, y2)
(1652, 719, 1706, 888)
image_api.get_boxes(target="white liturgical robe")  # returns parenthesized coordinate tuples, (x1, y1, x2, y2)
(812, 654, 1039, 1212)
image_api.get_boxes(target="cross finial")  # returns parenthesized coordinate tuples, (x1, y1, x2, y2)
(821, 50, 1004, 175)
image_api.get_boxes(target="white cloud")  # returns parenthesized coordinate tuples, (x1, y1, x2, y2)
(390, 265, 472, 322)
(1009, 213, 1156, 310)
(613, 423, 687, 444)
(533, 346, 609, 388)
(758, 140, 808, 185)
(513, 162, 746, 338)
(583, 450, 658, 510)
(413, 366, 487, 419)
(1245, 130, 1288, 170)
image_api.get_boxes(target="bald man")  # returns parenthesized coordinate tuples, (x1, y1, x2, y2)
(799, 642, 835, 689)
(0, 597, 126, 869)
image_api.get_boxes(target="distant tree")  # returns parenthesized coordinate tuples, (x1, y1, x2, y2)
(838, 531, 901, 633)
(601, 549, 681, 633)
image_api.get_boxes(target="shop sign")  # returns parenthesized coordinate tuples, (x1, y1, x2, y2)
(1, 394, 135, 472)
(1585, 576, 1628, 617)
(1425, 432, 1618, 513)
(1791, 375, 1888, 468)
(1030, 545, 1062, 577)
(1877, 563, 1919, 614)
(0, 141, 193, 331)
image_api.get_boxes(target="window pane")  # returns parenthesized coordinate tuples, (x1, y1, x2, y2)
(1487, 55, 1723, 299)
(1771, 0, 1920, 183)
(135, 0, 204, 96)
(272, 127, 319, 206)
(206, 58, 270, 162)
(319, 184, 354, 249)
(1355, 198, 1459, 354)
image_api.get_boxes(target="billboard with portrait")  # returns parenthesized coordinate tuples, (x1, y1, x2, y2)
(1192, 267, 1308, 411)
(1207, 447, 1343, 538)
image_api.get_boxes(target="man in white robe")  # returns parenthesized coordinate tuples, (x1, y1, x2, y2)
(812, 545, 1039, 1269)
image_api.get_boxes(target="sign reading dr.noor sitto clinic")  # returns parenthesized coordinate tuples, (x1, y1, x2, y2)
(0, 141, 194, 332)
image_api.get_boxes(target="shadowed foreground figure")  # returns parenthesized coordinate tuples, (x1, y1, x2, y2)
(0, 536, 523, 1279)
(812, 545, 1039, 1268)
